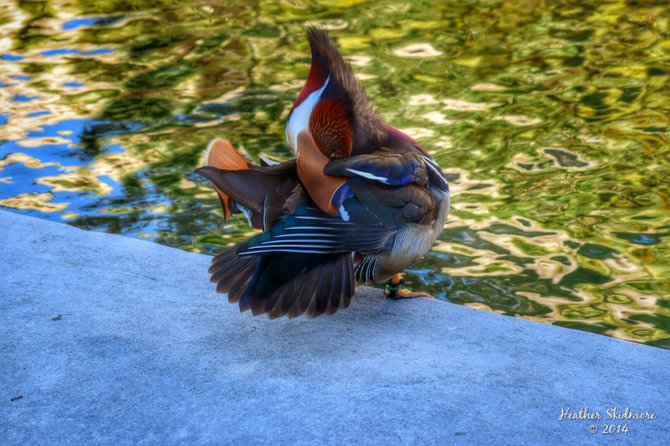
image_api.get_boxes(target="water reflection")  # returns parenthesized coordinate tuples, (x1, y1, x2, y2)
(0, 0, 669, 348)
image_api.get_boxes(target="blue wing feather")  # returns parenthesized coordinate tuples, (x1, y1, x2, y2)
(324, 151, 428, 187)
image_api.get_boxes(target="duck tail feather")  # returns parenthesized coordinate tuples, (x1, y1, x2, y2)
(208, 242, 258, 304)
(239, 252, 354, 318)
(196, 165, 299, 231)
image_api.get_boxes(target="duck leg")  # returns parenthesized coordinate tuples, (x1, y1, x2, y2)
(384, 273, 434, 299)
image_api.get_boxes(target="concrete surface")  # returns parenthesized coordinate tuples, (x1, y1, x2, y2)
(0, 210, 668, 445)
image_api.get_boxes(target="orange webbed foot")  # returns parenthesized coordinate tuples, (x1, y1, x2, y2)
(384, 273, 434, 299)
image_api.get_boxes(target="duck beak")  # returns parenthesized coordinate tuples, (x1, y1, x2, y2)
(295, 130, 347, 216)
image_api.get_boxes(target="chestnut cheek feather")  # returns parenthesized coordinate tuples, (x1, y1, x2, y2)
(309, 98, 352, 159)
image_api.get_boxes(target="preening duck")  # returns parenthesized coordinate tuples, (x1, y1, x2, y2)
(196, 28, 449, 318)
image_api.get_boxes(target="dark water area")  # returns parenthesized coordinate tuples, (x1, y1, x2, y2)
(1, 0, 669, 347)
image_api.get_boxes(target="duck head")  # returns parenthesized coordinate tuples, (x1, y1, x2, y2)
(285, 28, 387, 159)
(285, 29, 442, 216)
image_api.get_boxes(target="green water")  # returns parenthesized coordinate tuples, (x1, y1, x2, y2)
(1, 0, 669, 347)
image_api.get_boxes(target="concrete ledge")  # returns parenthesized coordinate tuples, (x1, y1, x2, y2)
(1, 210, 668, 445)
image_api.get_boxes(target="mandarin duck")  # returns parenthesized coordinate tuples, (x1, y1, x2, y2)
(196, 28, 449, 318)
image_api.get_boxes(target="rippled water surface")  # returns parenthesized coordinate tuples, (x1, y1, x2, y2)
(1, 0, 669, 347)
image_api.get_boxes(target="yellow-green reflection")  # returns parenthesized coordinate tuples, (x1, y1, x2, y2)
(0, 0, 668, 348)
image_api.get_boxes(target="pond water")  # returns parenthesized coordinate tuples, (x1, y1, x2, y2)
(1, 0, 669, 347)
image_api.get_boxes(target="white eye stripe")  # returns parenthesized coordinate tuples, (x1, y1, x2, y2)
(285, 75, 331, 153)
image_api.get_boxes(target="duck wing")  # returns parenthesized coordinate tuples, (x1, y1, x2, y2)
(208, 241, 355, 319)
(323, 149, 427, 186)
(238, 204, 396, 257)
(196, 138, 300, 231)
(324, 148, 449, 192)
